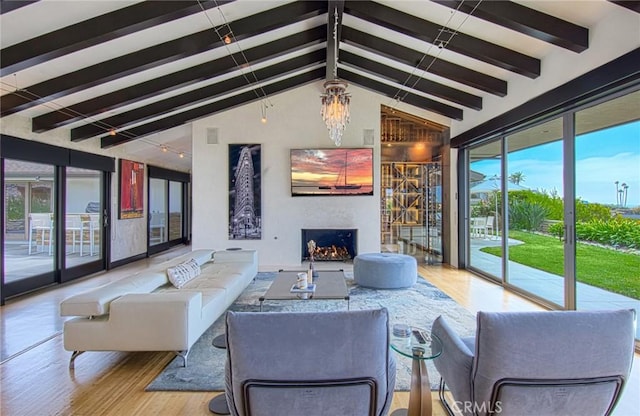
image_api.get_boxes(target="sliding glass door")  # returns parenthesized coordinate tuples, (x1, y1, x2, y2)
(148, 179, 183, 247)
(505, 117, 565, 307)
(1, 136, 113, 303)
(2, 162, 108, 296)
(574, 91, 639, 338)
(169, 181, 183, 241)
(3, 160, 57, 294)
(468, 141, 503, 281)
(464, 88, 639, 339)
(147, 166, 188, 255)
(63, 167, 105, 280)
(149, 178, 168, 247)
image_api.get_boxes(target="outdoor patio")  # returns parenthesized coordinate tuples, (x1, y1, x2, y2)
(470, 236, 640, 338)
(4, 240, 101, 283)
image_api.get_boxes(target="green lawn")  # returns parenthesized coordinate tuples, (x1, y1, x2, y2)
(480, 230, 640, 300)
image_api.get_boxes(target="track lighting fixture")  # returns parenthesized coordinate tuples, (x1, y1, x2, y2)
(260, 102, 267, 124)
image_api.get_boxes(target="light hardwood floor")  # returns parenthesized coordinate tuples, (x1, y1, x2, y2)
(1, 249, 638, 415)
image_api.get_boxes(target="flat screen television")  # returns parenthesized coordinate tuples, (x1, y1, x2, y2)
(290, 148, 374, 196)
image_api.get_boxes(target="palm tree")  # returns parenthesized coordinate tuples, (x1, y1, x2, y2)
(619, 189, 625, 207)
(622, 183, 629, 207)
(508, 172, 525, 185)
(615, 181, 620, 206)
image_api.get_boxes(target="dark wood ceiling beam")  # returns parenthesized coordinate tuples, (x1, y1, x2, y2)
(101, 68, 325, 148)
(71, 50, 325, 141)
(1, 1, 235, 76)
(339, 68, 463, 120)
(33, 26, 326, 134)
(0, 1, 38, 15)
(3, 1, 327, 118)
(345, 1, 539, 78)
(342, 26, 506, 96)
(340, 50, 482, 110)
(433, 1, 589, 53)
(608, 1, 640, 13)
(326, 0, 344, 80)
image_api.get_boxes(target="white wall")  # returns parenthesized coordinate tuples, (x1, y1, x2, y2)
(191, 81, 450, 269)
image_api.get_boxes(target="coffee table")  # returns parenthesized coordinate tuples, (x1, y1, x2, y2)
(390, 326, 443, 416)
(259, 269, 350, 311)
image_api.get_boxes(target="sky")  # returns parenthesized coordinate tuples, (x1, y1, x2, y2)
(471, 121, 640, 207)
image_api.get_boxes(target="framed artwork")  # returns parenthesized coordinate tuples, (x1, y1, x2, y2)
(119, 159, 144, 219)
(228, 144, 261, 240)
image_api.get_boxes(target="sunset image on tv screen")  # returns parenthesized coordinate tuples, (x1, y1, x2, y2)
(290, 148, 374, 196)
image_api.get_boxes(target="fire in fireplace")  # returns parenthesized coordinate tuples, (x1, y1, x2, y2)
(313, 245, 350, 261)
(301, 229, 357, 262)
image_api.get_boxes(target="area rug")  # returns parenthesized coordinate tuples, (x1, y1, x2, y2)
(146, 271, 476, 392)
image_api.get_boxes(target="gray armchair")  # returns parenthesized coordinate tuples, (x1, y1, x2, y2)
(432, 309, 636, 416)
(224, 308, 396, 416)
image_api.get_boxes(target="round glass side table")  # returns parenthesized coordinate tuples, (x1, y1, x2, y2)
(390, 326, 443, 416)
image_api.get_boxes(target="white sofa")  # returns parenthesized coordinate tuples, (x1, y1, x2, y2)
(60, 249, 258, 368)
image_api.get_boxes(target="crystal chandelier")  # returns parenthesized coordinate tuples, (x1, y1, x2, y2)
(321, 8, 350, 147)
(321, 79, 350, 147)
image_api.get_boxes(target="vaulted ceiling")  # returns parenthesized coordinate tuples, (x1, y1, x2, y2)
(1, 0, 638, 170)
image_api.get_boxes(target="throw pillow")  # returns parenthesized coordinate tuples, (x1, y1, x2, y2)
(167, 258, 201, 289)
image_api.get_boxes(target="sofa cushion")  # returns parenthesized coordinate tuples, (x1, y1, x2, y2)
(167, 258, 201, 289)
(183, 263, 253, 292)
(149, 249, 215, 271)
(189, 249, 216, 266)
(60, 271, 168, 316)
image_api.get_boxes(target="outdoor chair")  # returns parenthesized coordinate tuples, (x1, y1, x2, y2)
(149, 212, 166, 244)
(65, 214, 84, 255)
(484, 215, 495, 237)
(28, 213, 54, 255)
(470, 217, 487, 238)
(223, 308, 396, 416)
(432, 309, 636, 416)
(88, 213, 101, 255)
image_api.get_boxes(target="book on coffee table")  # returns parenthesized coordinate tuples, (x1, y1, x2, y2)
(290, 283, 316, 293)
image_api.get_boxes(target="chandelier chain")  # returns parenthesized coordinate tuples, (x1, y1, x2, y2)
(332, 7, 338, 79)
(321, 6, 350, 147)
